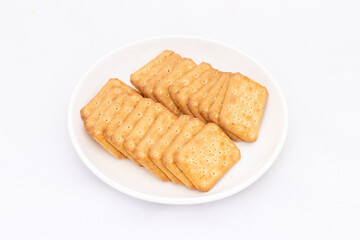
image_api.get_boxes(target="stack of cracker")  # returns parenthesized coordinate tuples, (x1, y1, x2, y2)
(81, 78, 241, 191)
(131, 50, 268, 142)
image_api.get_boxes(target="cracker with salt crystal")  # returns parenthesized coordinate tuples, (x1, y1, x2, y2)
(187, 72, 223, 122)
(199, 72, 230, 122)
(103, 94, 141, 144)
(169, 62, 212, 111)
(148, 115, 191, 184)
(111, 98, 155, 165)
(162, 118, 205, 189)
(219, 73, 268, 142)
(89, 93, 131, 159)
(123, 103, 167, 163)
(142, 54, 182, 101)
(175, 123, 241, 192)
(175, 69, 219, 116)
(130, 50, 175, 93)
(153, 58, 196, 115)
(133, 111, 177, 182)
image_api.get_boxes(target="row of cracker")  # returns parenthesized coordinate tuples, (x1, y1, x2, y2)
(81, 79, 241, 191)
(130, 50, 268, 142)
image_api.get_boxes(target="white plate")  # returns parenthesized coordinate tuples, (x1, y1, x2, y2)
(68, 36, 288, 205)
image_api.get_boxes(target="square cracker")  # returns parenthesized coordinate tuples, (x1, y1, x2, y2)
(187, 72, 223, 122)
(133, 111, 177, 182)
(153, 58, 196, 115)
(130, 50, 175, 93)
(219, 73, 268, 142)
(109, 78, 141, 96)
(208, 77, 229, 125)
(111, 98, 155, 165)
(89, 93, 132, 159)
(84, 87, 125, 132)
(81, 78, 139, 120)
(208, 77, 243, 141)
(175, 123, 241, 192)
(175, 69, 219, 116)
(162, 118, 205, 189)
(199, 72, 230, 122)
(123, 103, 167, 162)
(148, 115, 191, 185)
(142, 54, 182, 101)
(103, 94, 141, 144)
(168, 62, 212, 107)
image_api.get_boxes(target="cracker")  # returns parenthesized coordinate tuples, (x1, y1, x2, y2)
(168, 62, 212, 107)
(89, 93, 132, 159)
(153, 58, 196, 115)
(84, 87, 124, 132)
(103, 94, 141, 144)
(207, 77, 242, 141)
(81, 78, 139, 120)
(187, 72, 223, 122)
(109, 78, 141, 96)
(130, 50, 175, 93)
(81, 79, 119, 120)
(133, 111, 177, 182)
(175, 69, 219, 116)
(199, 72, 230, 122)
(148, 115, 191, 184)
(142, 54, 182, 101)
(111, 98, 155, 165)
(162, 118, 205, 189)
(208, 77, 229, 125)
(219, 73, 268, 142)
(175, 123, 241, 192)
(225, 131, 242, 141)
(123, 103, 167, 162)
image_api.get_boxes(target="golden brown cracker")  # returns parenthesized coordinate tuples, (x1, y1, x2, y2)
(111, 98, 155, 165)
(224, 129, 243, 142)
(219, 73, 268, 142)
(89, 93, 131, 159)
(187, 72, 223, 122)
(175, 69, 219, 116)
(148, 115, 191, 184)
(84, 87, 124, 132)
(103, 94, 141, 143)
(81, 79, 121, 120)
(142, 54, 182, 101)
(133, 111, 177, 182)
(207, 77, 242, 141)
(168, 62, 212, 109)
(123, 103, 167, 162)
(162, 118, 205, 189)
(199, 72, 230, 122)
(109, 78, 141, 96)
(208, 77, 229, 125)
(130, 50, 175, 93)
(175, 123, 241, 192)
(153, 58, 197, 115)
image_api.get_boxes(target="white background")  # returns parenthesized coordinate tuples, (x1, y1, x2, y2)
(1, 0, 359, 239)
